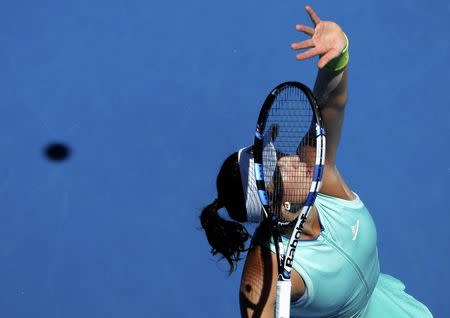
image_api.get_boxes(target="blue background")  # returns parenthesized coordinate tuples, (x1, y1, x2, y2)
(0, 0, 448, 317)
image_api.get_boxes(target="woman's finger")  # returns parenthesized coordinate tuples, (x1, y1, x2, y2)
(305, 6, 321, 26)
(295, 47, 322, 61)
(295, 24, 315, 36)
(317, 48, 340, 68)
(291, 39, 314, 50)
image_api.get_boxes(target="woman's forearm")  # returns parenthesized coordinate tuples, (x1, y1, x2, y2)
(313, 67, 348, 110)
(312, 66, 348, 165)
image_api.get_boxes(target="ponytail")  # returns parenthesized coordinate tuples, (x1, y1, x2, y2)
(200, 199, 250, 273)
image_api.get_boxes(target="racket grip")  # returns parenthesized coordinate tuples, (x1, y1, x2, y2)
(275, 280, 291, 318)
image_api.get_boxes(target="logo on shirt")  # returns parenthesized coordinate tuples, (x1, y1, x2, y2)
(351, 220, 360, 241)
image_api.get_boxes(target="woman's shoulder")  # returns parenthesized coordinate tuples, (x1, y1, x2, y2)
(316, 191, 364, 210)
(319, 164, 357, 201)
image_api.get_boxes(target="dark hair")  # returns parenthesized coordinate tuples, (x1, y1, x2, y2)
(200, 151, 250, 273)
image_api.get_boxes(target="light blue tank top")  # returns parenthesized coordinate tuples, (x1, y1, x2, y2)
(256, 192, 380, 317)
(289, 192, 380, 317)
(254, 192, 433, 317)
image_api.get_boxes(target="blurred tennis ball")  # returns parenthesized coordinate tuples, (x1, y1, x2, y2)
(44, 142, 71, 162)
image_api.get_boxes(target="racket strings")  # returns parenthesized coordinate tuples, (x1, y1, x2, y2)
(263, 87, 315, 222)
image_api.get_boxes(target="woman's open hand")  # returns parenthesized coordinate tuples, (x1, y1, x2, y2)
(291, 6, 347, 69)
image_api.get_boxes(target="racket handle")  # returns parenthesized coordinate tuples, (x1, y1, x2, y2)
(275, 280, 291, 318)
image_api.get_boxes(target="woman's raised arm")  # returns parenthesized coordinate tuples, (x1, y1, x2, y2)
(291, 6, 353, 199)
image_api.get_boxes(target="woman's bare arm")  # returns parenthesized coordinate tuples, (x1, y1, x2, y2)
(239, 243, 306, 318)
(292, 6, 353, 199)
(239, 245, 277, 318)
(314, 68, 348, 165)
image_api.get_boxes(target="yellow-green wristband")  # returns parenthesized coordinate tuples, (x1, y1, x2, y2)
(324, 32, 349, 71)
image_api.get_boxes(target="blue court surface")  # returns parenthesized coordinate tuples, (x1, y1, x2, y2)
(0, 1, 448, 317)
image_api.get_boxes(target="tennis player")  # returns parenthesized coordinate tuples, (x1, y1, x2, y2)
(200, 6, 433, 318)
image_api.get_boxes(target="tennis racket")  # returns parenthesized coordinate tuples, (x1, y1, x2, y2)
(253, 81, 326, 318)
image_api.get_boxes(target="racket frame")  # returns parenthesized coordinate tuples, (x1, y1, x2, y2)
(253, 81, 326, 318)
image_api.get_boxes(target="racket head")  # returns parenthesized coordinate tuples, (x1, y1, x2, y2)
(253, 81, 325, 225)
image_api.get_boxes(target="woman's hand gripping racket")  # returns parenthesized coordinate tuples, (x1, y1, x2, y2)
(253, 82, 326, 318)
